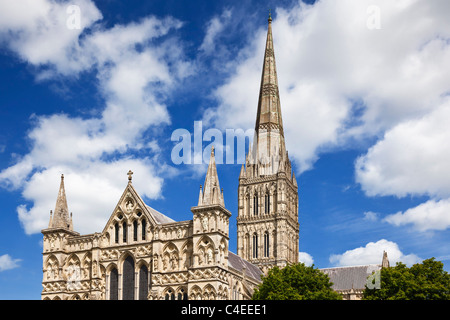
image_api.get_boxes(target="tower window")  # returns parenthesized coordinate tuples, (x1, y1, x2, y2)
(253, 196, 258, 216)
(252, 233, 258, 258)
(265, 194, 270, 214)
(264, 232, 270, 257)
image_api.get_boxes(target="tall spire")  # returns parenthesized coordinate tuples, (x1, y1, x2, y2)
(50, 174, 72, 230)
(198, 146, 224, 206)
(255, 14, 284, 136)
(251, 15, 287, 172)
(237, 15, 299, 271)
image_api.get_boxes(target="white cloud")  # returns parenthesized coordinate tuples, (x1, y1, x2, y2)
(199, 9, 232, 54)
(363, 211, 379, 222)
(0, 1, 190, 235)
(298, 252, 314, 266)
(17, 159, 164, 235)
(205, 0, 450, 173)
(0, 0, 102, 74)
(356, 99, 450, 198)
(0, 254, 21, 272)
(355, 98, 450, 232)
(384, 198, 450, 232)
(329, 239, 421, 267)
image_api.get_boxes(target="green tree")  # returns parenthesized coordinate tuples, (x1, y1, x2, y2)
(363, 258, 450, 300)
(252, 263, 342, 300)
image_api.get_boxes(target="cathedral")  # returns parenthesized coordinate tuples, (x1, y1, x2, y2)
(41, 15, 299, 300)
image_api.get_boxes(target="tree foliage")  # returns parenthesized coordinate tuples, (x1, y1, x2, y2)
(363, 258, 450, 300)
(252, 263, 342, 300)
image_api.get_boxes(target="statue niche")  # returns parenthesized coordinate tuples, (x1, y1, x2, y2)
(162, 243, 179, 271)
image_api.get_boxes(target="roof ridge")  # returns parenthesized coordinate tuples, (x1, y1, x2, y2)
(321, 264, 381, 270)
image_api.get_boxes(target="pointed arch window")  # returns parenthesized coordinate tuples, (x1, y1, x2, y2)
(178, 288, 188, 300)
(133, 220, 138, 242)
(109, 268, 118, 300)
(253, 195, 258, 216)
(165, 289, 175, 300)
(265, 194, 270, 214)
(122, 256, 135, 300)
(264, 232, 270, 257)
(245, 195, 250, 216)
(122, 222, 127, 243)
(141, 219, 146, 241)
(245, 233, 250, 260)
(138, 265, 148, 300)
(114, 223, 119, 244)
(252, 233, 258, 259)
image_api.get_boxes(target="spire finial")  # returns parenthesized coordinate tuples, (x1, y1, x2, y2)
(51, 173, 71, 230)
(268, 9, 272, 22)
(127, 170, 133, 183)
(382, 250, 390, 268)
(198, 145, 223, 206)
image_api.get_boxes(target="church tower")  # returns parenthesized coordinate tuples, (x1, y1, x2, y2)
(237, 15, 299, 273)
(42, 174, 81, 300)
(190, 146, 231, 297)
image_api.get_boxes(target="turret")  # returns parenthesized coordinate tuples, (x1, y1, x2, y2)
(191, 146, 231, 269)
(41, 174, 79, 300)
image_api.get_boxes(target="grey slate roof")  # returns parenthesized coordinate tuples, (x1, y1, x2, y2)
(145, 205, 175, 224)
(320, 264, 381, 291)
(228, 251, 263, 283)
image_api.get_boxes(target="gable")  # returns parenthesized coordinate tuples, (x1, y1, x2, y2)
(102, 182, 174, 235)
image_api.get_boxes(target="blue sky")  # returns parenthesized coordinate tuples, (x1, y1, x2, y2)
(1, 0, 450, 299)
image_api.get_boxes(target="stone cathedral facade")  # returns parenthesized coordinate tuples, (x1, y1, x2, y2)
(41, 16, 299, 300)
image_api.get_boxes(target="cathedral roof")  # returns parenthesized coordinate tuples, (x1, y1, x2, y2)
(145, 205, 175, 224)
(228, 251, 263, 283)
(320, 264, 381, 291)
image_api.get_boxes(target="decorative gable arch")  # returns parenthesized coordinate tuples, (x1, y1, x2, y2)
(101, 179, 174, 243)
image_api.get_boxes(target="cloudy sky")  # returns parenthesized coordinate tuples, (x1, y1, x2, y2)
(0, 0, 449, 299)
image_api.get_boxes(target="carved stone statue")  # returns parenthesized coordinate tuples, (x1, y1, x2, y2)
(202, 216, 208, 231)
(207, 248, 213, 264)
(126, 200, 133, 213)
